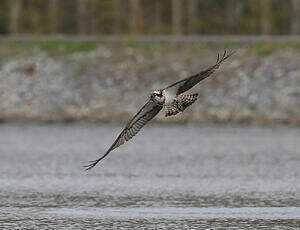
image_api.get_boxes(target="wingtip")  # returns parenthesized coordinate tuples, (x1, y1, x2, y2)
(217, 49, 236, 63)
(226, 49, 236, 57)
(83, 159, 100, 171)
(216, 53, 220, 62)
(83, 150, 112, 171)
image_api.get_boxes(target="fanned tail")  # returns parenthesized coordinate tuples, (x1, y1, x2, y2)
(165, 105, 180, 117)
(165, 93, 198, 117)
(178, 93, 198, 110)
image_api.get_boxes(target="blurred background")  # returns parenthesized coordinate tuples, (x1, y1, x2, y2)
(0, 0, 300, 35)
(0, 0, 299, 124)
(0, 0, 300, 229)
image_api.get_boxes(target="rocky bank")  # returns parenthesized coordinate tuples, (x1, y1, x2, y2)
(0, 44, 299, 124)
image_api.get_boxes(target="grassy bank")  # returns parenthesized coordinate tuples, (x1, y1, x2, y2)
(1, 40, 300, 60)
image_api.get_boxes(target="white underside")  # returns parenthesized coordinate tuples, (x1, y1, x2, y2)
(162, 90, 176, 106)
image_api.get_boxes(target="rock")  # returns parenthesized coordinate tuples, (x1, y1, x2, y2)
(0, 46, 299, 124)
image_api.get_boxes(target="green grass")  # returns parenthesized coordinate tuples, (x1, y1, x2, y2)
(0, 42, 36, 64)
(188, 41, 300, 56)
(0, 41, 101, 64)
(0, 40, 299, 61)
(252, 42, 300, 56)
(121, 38, 139, 47)
(252, 44, 277, 56)
(39, 41, 100, 55)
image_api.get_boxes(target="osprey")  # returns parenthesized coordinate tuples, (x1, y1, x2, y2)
(85, 51, 234, 170)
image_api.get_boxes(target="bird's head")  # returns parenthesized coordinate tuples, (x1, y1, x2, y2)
(150, 90, 164, 105)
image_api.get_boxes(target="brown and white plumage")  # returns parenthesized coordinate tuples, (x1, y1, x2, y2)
(165, 93, 198, 117)
(84, 50, 234, 170)
(164, 50, 234, 96)
(84, 100, 162, 170)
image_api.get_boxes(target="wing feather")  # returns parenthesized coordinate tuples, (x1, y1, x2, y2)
(84, 99, 162, 170)
(164, 50, 235, 96)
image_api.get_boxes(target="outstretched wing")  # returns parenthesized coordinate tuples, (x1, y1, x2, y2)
(164, 50, 235, 96)
(84, 99, 162, 170)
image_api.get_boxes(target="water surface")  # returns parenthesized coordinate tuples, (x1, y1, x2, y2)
(0, 124, 299, 229)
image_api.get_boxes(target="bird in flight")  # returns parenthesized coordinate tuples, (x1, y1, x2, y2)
(84, 50, 234, 170)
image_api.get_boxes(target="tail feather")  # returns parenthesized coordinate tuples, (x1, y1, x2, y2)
(165, 105, 180, 117)
(165, 93, 198, 117)
(178, 93, 198, 110)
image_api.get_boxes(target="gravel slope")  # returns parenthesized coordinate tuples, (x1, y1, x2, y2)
(0, 45, 299, 124)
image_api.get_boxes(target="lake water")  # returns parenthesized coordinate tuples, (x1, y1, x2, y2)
(0, 124, 299, 229)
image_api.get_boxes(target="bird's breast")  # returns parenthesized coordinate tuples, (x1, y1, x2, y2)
(162, 90, 176, 106)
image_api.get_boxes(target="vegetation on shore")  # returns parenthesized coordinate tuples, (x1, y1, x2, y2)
(1, 40, 300, 60)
